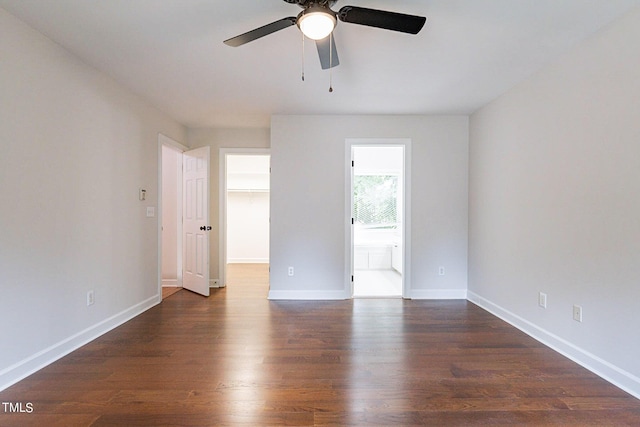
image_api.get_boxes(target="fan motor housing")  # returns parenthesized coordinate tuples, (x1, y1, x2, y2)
(284, 0, 338, 9)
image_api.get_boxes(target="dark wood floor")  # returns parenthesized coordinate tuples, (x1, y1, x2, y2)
(1, 267, 639, 426)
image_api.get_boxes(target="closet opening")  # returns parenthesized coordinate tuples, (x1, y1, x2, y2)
(220, 150, 270, 295)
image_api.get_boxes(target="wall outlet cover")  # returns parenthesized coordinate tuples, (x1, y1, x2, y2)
(573, 305, 583, 322)
(87, 290, 95, 306)
(538, 292, 547, 308)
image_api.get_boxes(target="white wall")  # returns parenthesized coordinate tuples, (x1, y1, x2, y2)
(270, 115, 468, 299)
(468, 7, 640, 398)
(187, 128, 270, 280)
(0, 8, 186, 390)
(227, 192, 270, 263)
(354, 146, 404, 175)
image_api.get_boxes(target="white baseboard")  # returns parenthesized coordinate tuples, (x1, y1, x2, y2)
(209, 278, 223, 288)
(268, 288, 468, 300)
(0, 295, 160, 392)
(467, 291, 640, 400)
(409, 288, 467, 299)
(268, 289, 349, 300)
(162, 279, 180, 287)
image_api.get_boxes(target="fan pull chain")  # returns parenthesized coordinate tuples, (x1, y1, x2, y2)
(301, 32, 305, 81)
(329, 33, 334, 92)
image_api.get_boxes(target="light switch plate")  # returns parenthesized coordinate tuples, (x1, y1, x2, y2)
(146, 206, 155, 217)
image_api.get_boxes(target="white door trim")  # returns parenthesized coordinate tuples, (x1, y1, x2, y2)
(345, 138, 412, 299)
(157, 133, 188, 299)
(219, 148, 271, 288)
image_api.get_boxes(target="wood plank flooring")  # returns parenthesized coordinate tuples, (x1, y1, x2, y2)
(1, 266, 639, 426)
(162, 286, 182, 299)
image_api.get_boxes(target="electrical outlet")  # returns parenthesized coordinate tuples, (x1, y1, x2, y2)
(573, 305, 583, 322)
(538, 292, 547, 308)
(438, 266, 445, 276)
(87, 290, 95, 306)
(288, 267, 294, 276)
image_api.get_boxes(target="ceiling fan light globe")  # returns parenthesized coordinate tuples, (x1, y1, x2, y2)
(299, 11, 336, 40)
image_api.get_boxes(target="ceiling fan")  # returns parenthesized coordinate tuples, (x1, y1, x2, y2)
(224, 0, 427, 70)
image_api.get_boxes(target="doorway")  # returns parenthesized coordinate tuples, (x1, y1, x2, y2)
(219, 149, 270, 293)
(348, 141, 410, 298)
(159, 135, 186, 300)
(159, 135, 212, 299)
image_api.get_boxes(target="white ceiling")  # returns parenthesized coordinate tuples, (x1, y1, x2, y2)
(1, 0, 638, 128)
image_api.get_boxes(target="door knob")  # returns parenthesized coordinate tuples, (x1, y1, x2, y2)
(199, 226, 212, 231)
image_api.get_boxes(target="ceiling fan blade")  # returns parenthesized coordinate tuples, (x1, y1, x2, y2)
(316, 35, 340, 70)
(338, 6, 426, 34)
(224, 17, 297, 47)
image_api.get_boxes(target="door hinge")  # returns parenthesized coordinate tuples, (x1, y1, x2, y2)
(351, 160, 354, 167)
(351, 218, 354, 225)
(351, 275, 354, 282)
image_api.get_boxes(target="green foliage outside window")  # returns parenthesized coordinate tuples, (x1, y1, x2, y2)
(354, 175, 398, 227)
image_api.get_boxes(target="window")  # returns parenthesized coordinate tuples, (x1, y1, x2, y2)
(353, 175, 398, 228)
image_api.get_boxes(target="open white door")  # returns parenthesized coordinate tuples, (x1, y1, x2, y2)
(183, 146, 210, 296)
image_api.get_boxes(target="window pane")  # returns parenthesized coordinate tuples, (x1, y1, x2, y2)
(354, 175, 398, 227)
